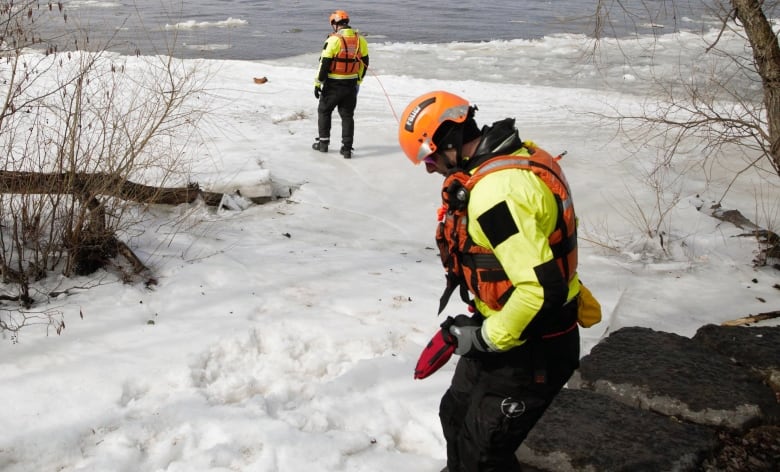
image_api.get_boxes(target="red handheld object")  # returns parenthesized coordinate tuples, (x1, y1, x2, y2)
(414, 328, 456, 379)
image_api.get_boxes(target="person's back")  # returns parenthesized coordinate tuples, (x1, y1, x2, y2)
(312, 10, 369, 159)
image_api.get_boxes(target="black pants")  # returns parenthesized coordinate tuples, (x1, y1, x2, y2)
(439, 303, 580, 472)
(317, 79, 358, 148)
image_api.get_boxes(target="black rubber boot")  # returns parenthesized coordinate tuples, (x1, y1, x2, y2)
(340, 145, 353, 159)
(312, 139, 328, 152)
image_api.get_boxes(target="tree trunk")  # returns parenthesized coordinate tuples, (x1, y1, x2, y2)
(0, 171, 234, 206)
(732, 0, 780, 176)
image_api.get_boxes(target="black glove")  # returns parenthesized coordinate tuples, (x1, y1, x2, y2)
(314, 85, 321, 99)
(446, 314, 490, 357)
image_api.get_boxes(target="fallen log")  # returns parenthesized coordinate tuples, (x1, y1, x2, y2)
(705, 203, 780, 267)
(0, 170, 236, 206)
(721, 310, 780, 326)
(0, 170, 271, 282)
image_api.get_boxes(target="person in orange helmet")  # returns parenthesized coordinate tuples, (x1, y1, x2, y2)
(399, 91, 584, 472)
(312, 10, 369, 159)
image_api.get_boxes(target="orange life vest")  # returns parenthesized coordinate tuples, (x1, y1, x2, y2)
(435, 148, 578, 314)
(329, 32, 361, 75)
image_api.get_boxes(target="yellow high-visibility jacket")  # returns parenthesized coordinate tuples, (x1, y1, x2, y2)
(462, 148, 580, 351)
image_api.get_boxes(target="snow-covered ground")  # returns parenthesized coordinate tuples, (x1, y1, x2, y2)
(1, 30, 778, 471)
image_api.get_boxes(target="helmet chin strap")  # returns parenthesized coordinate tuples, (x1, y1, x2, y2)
(454, 143, 466, 169)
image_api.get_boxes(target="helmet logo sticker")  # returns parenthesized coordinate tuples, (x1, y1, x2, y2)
(404, 97, 436, 132)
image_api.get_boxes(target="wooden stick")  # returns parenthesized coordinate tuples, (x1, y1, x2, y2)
(721, 310, 780, 326)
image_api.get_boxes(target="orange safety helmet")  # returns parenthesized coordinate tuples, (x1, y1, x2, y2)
(398, 91, 471, 164)
(329, 10, 350, 25)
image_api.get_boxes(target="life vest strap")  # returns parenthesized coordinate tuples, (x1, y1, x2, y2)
(550, 231, 577, 261)
(437, 274, 473, 315)
(463, 253, 503, 270)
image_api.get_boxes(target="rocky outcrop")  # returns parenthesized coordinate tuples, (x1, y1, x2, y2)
(516, 325, 780, 471)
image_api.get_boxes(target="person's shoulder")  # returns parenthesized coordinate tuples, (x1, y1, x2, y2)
(473, 165, 543, 195)
(323, 34, 341, 47)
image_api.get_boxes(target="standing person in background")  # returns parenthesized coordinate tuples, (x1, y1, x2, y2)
(399, 91, 582, 472)
(312, 10, 369, 159)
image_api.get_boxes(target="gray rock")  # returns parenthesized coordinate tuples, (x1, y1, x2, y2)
(517, 388, 717, 472)
(568, 326, 777, 429)
(692, 323, 780, 371)
(693, 324, 780, 403)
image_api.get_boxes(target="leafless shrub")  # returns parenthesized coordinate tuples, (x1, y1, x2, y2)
(589, 1, 780, 264)
(0, 2, 209, 331)
(0, 306, 65, 343)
